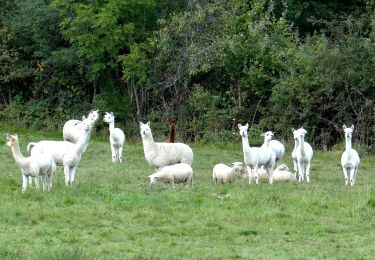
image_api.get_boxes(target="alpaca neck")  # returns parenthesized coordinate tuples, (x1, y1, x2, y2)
(75, 130, 90, 155)
(10, 143, 28, 168)
(142, 133, 157, 152)
(108, 121, 115, 133)
(345, 136, 352, 153)
(264, 139, 270, 147)
(241, 135, 251, 160)
(293, 139, 298, 151)
(298, 136, 305, 156)
(168, 125, 176, 143)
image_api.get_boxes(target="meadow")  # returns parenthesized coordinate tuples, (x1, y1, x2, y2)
(0, 127, 375, 259)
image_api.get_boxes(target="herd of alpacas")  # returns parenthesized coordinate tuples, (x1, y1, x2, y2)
(5, 110, 360, 192)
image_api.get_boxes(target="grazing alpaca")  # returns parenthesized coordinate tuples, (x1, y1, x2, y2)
(294, 127, 313, 183)
(341, 124, 360, 186)
(6, 134, 56, 192)
(103, 112, 125, 163)
(139, 122, 193, 169)
(238, 123, 276, 184)
(168, 119, 177, 143)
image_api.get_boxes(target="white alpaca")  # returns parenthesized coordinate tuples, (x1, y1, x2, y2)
(139, 122, 193, 169)
(238, 123, 276, 184)
(103, 112, 125, 163)
(261, 131, 285, 166)
(291, 128, 299, 176)
(294, 127, 313, 183)
(63, 110, 99, 152)
(6, 134, 56, 192)
(341, 124, 360, 186)
(28, 120, 91, 185)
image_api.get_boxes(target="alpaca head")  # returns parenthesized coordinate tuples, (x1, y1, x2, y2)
(139, 122, 152, 138)
(88, 110, 99, 124)
(343, 124, 354, 139)
(238, 123, 249, 138)
(6, 134, 18, 147)
(103, 112, 115, 124)
(261, 131, 274, 141)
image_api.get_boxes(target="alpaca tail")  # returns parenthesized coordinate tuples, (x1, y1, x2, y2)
(27, 142, 37, 152)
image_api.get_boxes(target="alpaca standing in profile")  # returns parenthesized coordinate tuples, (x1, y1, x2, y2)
(168, 119, 177, 143)
(341, 124, 360, 186)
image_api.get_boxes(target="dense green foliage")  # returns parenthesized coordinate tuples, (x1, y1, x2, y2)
(1, 0, 374, 149)
(1, 127, 375, 258)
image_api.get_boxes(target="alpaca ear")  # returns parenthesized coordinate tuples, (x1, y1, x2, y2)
(245, 123, 249, 127)
(351, 125, 354, 130)
(147, 121, 150, 127)
(291, 128, 295, 133)
(343, 124, 347, 130)
(111, 112, 114, 116)
(139, 122, 144, 127)
(238, 124, 242, 129)
(260, 133, 265, 137)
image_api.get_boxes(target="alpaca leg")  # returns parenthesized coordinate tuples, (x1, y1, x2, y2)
(111, 145, 116, 163)
(293, 158, 298, 176)
(267, 166, 274, 184)
(64, 165, 70, 186)
(306, 162, 311, 183)
(118, 146, 123, 163)
(41, 175, 47, 191)
(353, 167, 359, 186)
(254, 165, 259, 185)
(69, 167, 77, 184)
(34, 176, 40, 190)
(47, 173, 53, 191)
(349, 168, 356, 186)
(297, 162, 304, 182)
(22, 174, 28, 193)
(342, 167, 349, 185)
(28, 176, 33, 187)
(247, 166, 252, 184)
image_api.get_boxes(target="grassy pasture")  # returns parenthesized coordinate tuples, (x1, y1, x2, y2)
(0, 127, 375, 259)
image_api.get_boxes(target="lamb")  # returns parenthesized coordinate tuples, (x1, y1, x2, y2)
(6, 134, 56, 192)
(293, 127, 313, 183)
(341, 124, 360, 186)
(148, 163, 193, 187)
(103, 112, 125, 163)
(27, 119, 91, 186)
(261, 131, 285, 166)
(244, 164, 296, 182)
(212, 163, 240, 184)
(238, 123, 276, 184)
(62, 110, 99, 152)
(139, 122, 193, 169)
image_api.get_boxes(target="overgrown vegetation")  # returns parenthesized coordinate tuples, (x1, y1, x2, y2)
(1, 0, 374, 150)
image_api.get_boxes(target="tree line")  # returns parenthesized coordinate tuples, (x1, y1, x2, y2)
(1, 0, 374, 151)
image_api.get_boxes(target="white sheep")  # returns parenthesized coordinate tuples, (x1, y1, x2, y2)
(293, 127, 313, 183)
(62, 109, 99, 152)
(238, 123, 276, 184)
(140, 122, 193, 169)
(27, 119, 92, 186)
(245, 164, 296, 182)
(212, 163, 239, 184)
(261, 131, 285, 166)
(148, 163, 193, 187)
(341, 124, 360, 186)
(103, 112, 125, 163)
(6, 134, 56, 192)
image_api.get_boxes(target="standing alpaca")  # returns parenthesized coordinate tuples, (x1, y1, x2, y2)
(291, 128, 299, 176)
(139, 122, 193, 169)
(168, 119, 177, 143)
(294, 127, 313, 183)
(103, 112, 125, 163)
(341, 124, 360, 186)
(261, 131, 285, 166)
(6, 134, 56, 192)
(28, 119, 92, 185)
(63, 109, 99, 153)
(238, 123, 276, 184)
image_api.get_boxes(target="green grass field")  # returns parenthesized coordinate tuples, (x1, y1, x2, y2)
(1, 127, 375, 259)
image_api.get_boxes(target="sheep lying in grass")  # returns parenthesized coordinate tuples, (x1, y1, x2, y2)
(27, 119, 91, 186)
(103, 112, 125, 163)
(140, 122, 193, 169)
(148, 163, 193, 187)
(6, 134, 56, 192)
(261, 131, 285, 166)
(63, 110, 99, 152)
